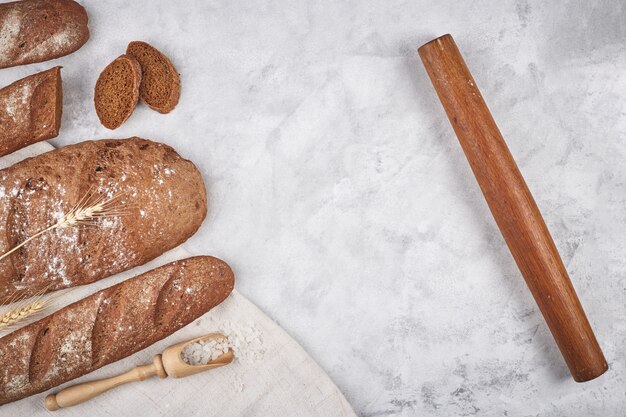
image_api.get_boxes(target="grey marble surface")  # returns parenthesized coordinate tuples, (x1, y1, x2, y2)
(1, 0, 625, 415)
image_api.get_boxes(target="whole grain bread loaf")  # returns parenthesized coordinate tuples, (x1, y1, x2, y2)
(94, 55, 142, 130)
(0, 137, 207, 303)
(0, 256, 234, 405)
(0, 67, 62, 157)
(126, 41, 180, 114)
(0, 0, 89, 69)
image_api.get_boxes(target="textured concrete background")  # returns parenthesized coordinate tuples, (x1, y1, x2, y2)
(1, 0, 624, 415)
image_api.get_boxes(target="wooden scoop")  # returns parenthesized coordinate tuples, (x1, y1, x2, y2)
(44, 332, 233, 411)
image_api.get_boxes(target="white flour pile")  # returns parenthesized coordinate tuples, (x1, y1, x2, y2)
(181, 321, 265, 366)
(181, 337, 230, 365)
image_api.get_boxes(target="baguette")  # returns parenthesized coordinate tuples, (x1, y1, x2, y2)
(0, 0, 89, 69)
(0, 67, 62, 157)
(0, 256, 234, 405)
(0, 137, 207, 303)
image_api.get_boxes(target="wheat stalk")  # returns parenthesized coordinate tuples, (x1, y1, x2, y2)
(0, 187, 128, 263)
(0, 299, 46, 331)
(0, 286, 54, 331)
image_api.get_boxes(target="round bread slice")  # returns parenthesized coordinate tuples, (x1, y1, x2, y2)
(126, 41, 181, 114)
(94, 54, 142, 129)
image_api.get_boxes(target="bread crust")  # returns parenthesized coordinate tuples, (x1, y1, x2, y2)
(0, 256, 234, 405)
(0, 0, 89, 69)
(0, 137, 208, 303)
(0, 67, 62, 157)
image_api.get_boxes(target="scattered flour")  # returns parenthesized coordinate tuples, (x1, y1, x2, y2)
(181, 322, 265, 366)
(48, 256, 70, 286)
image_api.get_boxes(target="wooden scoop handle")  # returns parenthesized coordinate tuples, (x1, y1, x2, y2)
(418, 34, 607, 382)
(44, 355, 167, 410)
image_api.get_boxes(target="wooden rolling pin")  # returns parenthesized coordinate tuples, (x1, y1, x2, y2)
(418, 34, 607, 382)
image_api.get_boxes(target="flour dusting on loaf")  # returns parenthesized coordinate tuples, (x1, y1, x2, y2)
(0, 10, 21, 59)
(0, 137, 207, 303)
(3, 82, 32, 120)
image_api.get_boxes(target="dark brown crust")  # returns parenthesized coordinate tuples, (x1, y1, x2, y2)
(0, 137, 208, 303)
(126, 41, 180, 114)
(0, 0, 89, 69)
(0, 256, 235, 405)
(0, 66, 62, 156)
(53, 67, 62, 133)
(94, 55, 142, 129)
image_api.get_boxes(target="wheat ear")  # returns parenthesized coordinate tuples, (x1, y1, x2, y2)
(0, 287, 53, 331)
(0, 187, 128, 263)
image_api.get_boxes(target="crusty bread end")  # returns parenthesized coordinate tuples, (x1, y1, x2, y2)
(0, 66, 63, 157)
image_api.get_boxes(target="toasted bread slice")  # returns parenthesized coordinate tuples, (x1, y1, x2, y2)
(0, 66, 62, 156)
(94, 54, 141, 129)
(126, 41, 180, 114)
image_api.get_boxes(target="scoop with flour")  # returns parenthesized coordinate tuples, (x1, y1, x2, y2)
(44, 332, 233, 411)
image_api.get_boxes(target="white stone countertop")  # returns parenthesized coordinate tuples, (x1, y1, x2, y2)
(1, 0, 624, 415)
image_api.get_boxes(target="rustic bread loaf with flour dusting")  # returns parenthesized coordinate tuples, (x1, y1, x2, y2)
(0, 256, 234, 405)
(0, 0, 89, 69)
(0, 67, 62, 157)
(0, 137, 207, 304)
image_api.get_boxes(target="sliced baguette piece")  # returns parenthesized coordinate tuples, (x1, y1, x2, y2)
(126, 41, 180, 114)
(0, 66, 62, 157)
(0, 256, 234, 406)
(0, 137, 208, 303)
(94, 54, 141, 129)
(0, 0, 89, 69)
